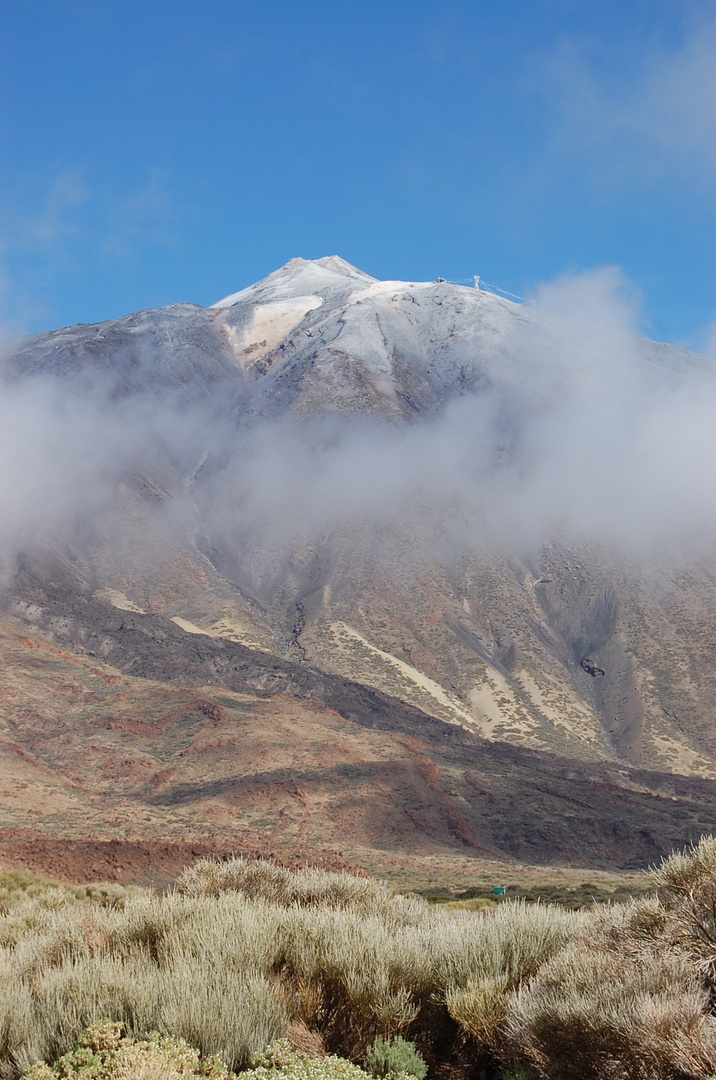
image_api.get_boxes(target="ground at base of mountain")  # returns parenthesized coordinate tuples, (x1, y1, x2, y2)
(0, 834, 652, 909)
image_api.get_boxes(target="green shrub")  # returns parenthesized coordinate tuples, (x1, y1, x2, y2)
(363, 1036, 426, 1080)
(242, 1040, 369, 1080)
(21, 1020, 230, 1080)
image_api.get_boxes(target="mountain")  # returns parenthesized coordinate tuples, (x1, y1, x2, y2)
(1, 256, 715, 884)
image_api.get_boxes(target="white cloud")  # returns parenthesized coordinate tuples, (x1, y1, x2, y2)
(545, 9, 716, 188)
(1, 265, 715, 583)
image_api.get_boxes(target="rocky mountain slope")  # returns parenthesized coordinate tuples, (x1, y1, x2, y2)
(2, 606, 716, 884)
(1, 256, 716, 879)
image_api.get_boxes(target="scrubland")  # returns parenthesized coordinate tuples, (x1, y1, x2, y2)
(3, 842, 716, 1080)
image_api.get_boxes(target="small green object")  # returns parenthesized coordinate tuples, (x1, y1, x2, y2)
(363, 1036, 427, 1080)
(492, 886, 507, 897)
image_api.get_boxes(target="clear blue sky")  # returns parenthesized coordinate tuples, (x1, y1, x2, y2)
(1, 0, 715, 348)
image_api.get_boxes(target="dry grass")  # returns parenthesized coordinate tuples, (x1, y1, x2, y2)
(0, 859, 580, 1078)
(505, 837, 716, 1079)
(6, 847, 716, 1080)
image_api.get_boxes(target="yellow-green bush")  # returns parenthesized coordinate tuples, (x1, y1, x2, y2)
(22, 1020, 229, 1080)
(243, 1039, 372, 1080)
(21, 1028, 383, 1080)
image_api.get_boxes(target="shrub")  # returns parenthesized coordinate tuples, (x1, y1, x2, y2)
(241, 1039, 369, 1080)
(498, 841, 716, 1079)
(445, 974, 510, 1050)
(176, 860, 427, 927)
(21, 1020, 230, 1080)
(505, 900, 716, 1079)
(363, 1036, 426, 1080)
(437, 900, 580, 1062)
(0, 859, 584, 1077)
(0, 895, 290, 1075)
(0, 872, 132, 912)
(652, 835, 716, 988)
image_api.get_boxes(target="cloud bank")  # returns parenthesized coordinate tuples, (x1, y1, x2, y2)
(0, 266, 715, 587)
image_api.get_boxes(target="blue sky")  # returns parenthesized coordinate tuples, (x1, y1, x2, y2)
(1, 0, 715, 348)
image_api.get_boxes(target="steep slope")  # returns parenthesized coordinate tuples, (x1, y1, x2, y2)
(2, 608, 716, 884)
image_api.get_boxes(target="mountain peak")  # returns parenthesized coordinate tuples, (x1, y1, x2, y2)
(310, 255, 374, 278)
(211, 255, 376, 309)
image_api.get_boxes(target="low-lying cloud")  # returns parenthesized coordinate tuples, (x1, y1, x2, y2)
(0, 265, 715, 589)
(203, 267, 716, 560)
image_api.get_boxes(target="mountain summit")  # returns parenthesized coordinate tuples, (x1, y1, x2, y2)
(212, 255, 376, 309)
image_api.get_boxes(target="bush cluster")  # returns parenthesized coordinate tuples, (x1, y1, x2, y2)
(5, 843, 716, 1079)
(363, 1035, 426, 1080)
(23, 1026, 376, 1080)
(0, 858, 575, 1077)
(245, 1038, 373, 1080)
(22, 1020, 229, 1080)
(501, 837, 716, 1080)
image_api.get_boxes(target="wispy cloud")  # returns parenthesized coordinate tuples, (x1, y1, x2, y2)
(543, 9, 716, 190)
(0, 166, 183, 336)
(0, 168, 91, 336)
(101, 170, 182, 263)
(20, 168, 91, 249)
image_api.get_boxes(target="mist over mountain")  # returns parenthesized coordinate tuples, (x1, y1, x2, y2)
(2, 256, 716, 794)
(2, 256, 714, 566)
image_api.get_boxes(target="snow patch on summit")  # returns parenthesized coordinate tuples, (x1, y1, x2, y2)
(223, 296, 323, 369)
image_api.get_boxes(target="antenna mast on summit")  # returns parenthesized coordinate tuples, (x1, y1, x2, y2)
(474, 275, 480, 290)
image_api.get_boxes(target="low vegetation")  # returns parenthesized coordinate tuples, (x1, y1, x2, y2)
(427, 880, 652, 911)
(363, 1035, 427, 1080)
(0, 870, 132, 911)
(3, 842, 716, 1079)
(22, 1021, 230, 1080)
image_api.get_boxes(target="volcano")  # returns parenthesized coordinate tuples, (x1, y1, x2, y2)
(1, 257, 715, 884)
